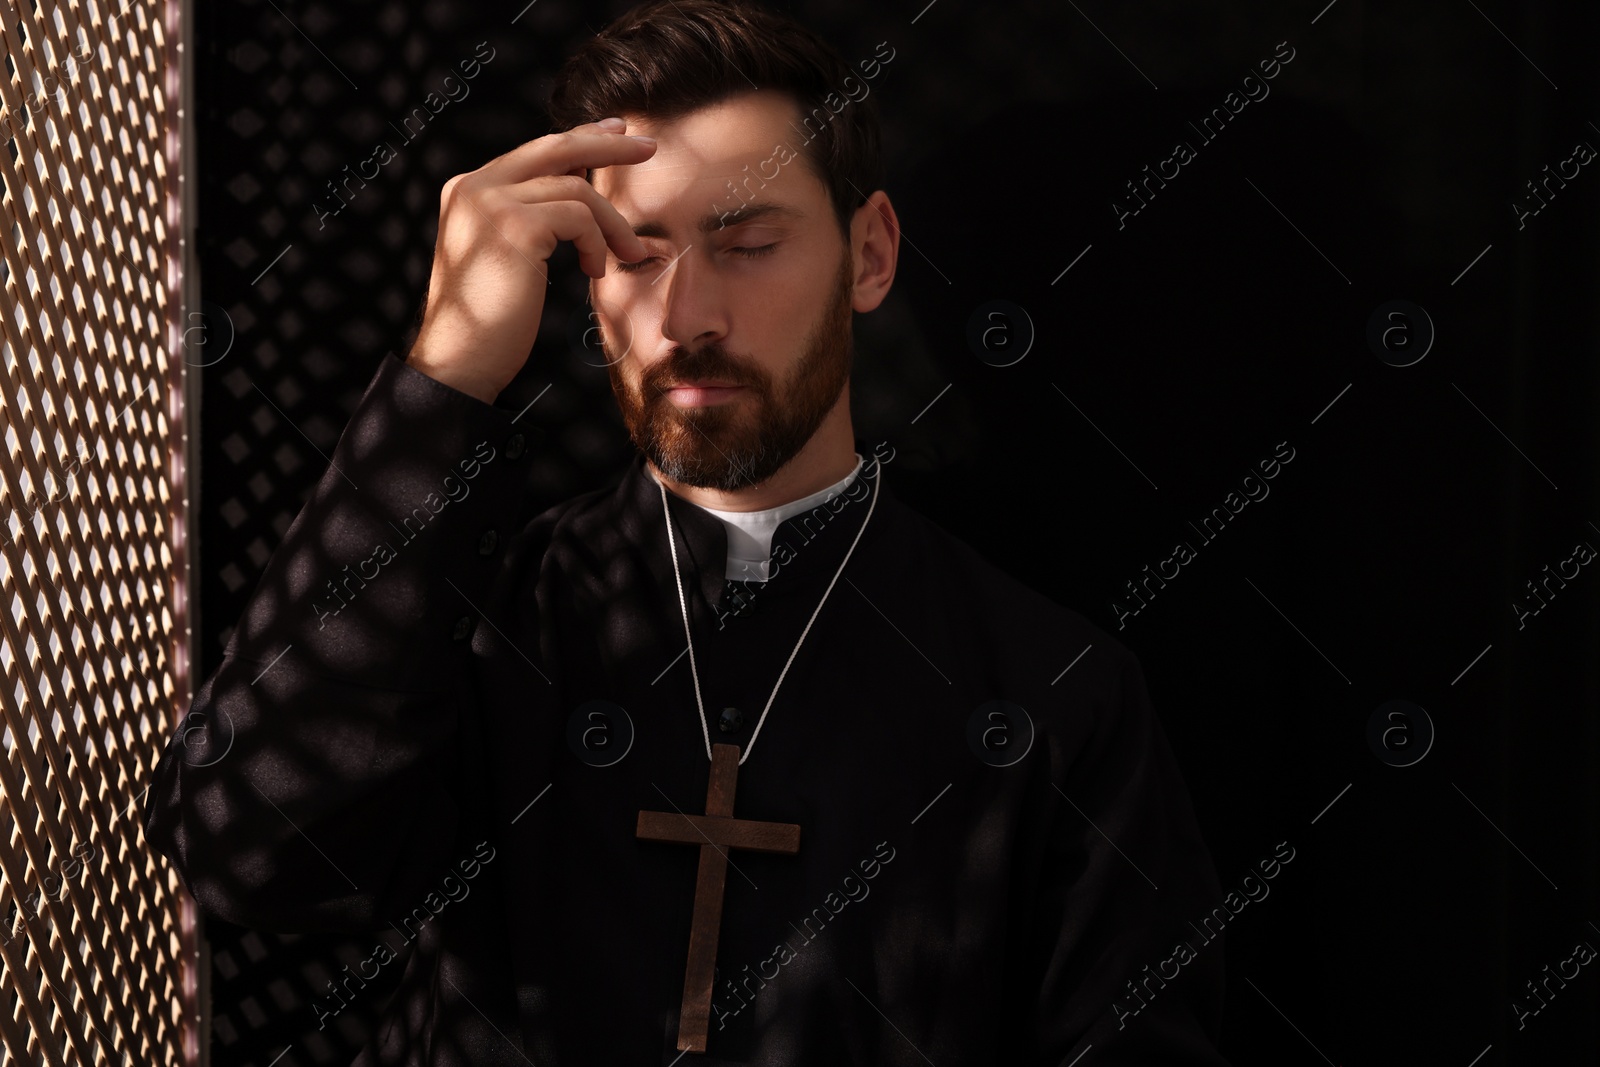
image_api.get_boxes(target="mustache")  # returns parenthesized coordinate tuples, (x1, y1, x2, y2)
(642, 345, 764, 393)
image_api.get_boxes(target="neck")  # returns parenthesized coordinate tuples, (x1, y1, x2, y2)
(648, 390, 858, 512)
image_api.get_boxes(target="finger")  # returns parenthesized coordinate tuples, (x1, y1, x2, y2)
(482, 116, 625, 173)
(499, 173, 650, 265)
(566, 116, 623, 176)
(536, 199, 614, 280)
(477, 126, 656, 189)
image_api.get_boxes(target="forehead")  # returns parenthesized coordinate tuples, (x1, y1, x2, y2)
(591, 89, 829, 227)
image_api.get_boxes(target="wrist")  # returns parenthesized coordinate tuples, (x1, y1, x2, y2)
(405, 346, 501, 405)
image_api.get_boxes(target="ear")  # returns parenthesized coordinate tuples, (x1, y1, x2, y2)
(849, 191, 899, 313)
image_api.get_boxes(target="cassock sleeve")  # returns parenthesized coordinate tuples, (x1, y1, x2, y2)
(1026, 649, 1232, 1065)
(142, 352, 533, 934)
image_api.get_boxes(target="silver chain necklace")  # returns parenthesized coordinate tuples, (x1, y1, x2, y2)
(658, 462, 881, 766)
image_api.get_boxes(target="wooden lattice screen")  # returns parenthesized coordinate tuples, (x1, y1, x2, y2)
(0, 0, 194, 1064)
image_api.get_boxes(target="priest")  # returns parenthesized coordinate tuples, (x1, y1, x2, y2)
(144, 1, 1232, 1063)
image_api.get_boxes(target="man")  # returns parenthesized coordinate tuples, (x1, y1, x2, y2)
(144, 1, 1231, 1063)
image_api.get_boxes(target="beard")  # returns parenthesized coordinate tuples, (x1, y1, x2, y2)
(604, 251, 855, 491)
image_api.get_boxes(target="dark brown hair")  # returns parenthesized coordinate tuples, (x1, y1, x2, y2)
(547, 0, 884, 237)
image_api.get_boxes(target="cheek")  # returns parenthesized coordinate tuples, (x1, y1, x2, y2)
(591, 293, 652, 361)
(747, 266, 830, 331)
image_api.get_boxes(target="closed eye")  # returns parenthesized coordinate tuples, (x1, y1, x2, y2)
(612, 257, 655, 275)
(612, 244, 779, 274)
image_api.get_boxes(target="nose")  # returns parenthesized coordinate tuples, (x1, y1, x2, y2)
(657, 248, 728, 351)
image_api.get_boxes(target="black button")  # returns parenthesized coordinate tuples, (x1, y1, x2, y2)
(722, 579, 759, 616)
(452, 615, 475, 641)
(505, 433, 526, 460)
(718, 706, 744, 733)
(477, 530, 498, 555)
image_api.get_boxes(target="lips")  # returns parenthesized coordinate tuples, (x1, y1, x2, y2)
(662, 381, 746, 406)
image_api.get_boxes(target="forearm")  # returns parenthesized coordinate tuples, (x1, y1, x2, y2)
(143, 352, 535, 932)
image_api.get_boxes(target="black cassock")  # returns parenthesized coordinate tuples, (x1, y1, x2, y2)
(144, 353, 1232, 1065)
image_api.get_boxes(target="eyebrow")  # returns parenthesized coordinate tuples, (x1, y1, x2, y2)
(631, 201, 806, 240)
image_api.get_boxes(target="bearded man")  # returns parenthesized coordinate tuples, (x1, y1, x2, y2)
(146, 2, 1231, 1063)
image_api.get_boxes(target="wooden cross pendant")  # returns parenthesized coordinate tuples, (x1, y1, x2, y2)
(636, 742, 801, 1052)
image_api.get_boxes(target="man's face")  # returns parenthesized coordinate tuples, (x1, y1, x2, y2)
(589, 90, 856, 491)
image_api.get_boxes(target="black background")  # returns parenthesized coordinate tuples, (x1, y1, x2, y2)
(187, 0, 1600, 1062)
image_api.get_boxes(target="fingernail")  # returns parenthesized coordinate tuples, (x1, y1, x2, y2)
(629, 135, 656, 146)
(598, 116, 625, 130)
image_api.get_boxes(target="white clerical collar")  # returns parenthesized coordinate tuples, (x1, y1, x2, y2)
(648, 454, 865, 581)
